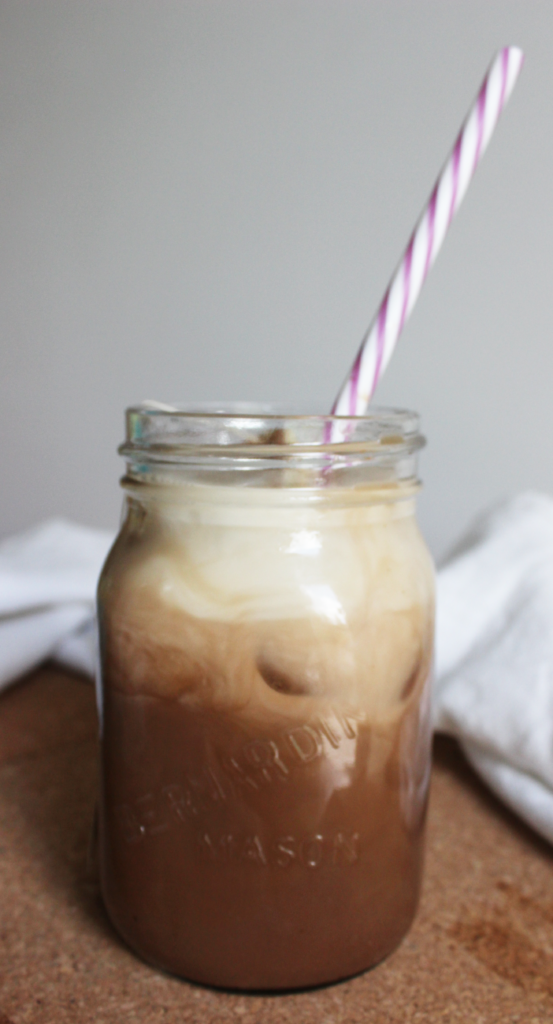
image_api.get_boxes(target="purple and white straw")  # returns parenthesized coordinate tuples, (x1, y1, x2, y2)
(329, 46, 524, 438)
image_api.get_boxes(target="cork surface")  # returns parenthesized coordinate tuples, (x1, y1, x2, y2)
(1, 667, 553, 1023)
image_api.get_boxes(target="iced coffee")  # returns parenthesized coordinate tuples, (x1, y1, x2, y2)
(97, 406, 435, 990)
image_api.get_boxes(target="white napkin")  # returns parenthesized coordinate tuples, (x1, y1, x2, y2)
(434, 491, 553, 844)
(0, 519, 113, 686)
(1, 496, 553, 845)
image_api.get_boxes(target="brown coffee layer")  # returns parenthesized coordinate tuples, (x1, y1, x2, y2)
(98, 677, 430, 989)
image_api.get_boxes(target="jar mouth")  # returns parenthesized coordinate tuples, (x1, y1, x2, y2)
(120, 402, 425, 461)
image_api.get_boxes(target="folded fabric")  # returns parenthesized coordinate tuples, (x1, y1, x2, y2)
(0, 519, 113, 686)
(1, 496, 553, 845)
(434, 491, 553, 844)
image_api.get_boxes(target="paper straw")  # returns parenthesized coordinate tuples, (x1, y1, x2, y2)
(328, 46, 524, 438)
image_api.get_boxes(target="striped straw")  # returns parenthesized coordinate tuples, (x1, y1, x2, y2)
(329, 46, 524, 438)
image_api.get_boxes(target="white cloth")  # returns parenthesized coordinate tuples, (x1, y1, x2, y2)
(434, 491, 553, 843)
(0, 519, 113, 685)
(2, 497, 553, 844)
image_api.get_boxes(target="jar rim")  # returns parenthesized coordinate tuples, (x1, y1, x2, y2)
(121, 402, 424, 461)
(125, 400, 420, 422)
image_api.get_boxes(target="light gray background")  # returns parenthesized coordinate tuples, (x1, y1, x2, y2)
(0, 1, 550, 559)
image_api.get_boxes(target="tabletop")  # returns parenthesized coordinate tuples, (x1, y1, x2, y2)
(0, 666, 552, 1023)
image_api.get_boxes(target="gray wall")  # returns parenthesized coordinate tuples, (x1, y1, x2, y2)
(1, 1, 551, 560)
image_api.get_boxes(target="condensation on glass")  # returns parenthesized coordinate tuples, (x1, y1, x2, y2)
(96, 405, 435, 990)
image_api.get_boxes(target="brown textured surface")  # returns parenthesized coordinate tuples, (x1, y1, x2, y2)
(1, 668, 553, 1022)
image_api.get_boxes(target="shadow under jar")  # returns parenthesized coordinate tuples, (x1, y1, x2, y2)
(96, 404, 435, 991)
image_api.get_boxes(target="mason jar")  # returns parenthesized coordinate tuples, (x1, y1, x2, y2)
(96, 404, 435, 990)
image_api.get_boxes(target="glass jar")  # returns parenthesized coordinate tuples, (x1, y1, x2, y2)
(96, 404, 435, 991)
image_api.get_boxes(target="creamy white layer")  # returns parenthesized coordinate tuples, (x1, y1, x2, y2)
(101, 482, 434, 721)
